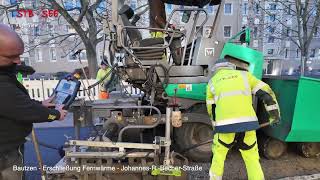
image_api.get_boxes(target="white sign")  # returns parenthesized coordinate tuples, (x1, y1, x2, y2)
(205, 48, 215, 56)
(186, 84, 192, 92)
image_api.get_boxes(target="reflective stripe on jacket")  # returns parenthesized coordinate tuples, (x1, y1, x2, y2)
(206, 69, 278, 133)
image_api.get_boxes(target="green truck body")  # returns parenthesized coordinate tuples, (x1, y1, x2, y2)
(262, 76, 320, 142)
(164, 42, 264, 101)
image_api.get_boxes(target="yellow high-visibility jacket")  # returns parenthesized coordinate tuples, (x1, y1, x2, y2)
(96, 68, 111, 91)
(206, 69, 279, 133)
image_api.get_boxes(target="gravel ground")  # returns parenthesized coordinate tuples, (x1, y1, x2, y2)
(278, 174, 320, 180)
(187, 146, 320, 180)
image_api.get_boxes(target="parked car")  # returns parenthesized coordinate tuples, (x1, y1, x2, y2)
(28, 73, 55, 80)
(54, 71, 71, 80)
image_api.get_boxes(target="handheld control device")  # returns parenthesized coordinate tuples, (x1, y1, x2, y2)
(51, 79, 81, 109)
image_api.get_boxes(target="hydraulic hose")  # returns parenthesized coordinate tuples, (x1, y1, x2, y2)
(180, 122, 272, 154)
(181, 139, 212, 154)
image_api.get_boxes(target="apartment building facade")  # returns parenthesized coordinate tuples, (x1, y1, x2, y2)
(1, 0, 319, 75)
(1, 0, 247, 75)
(244, 0, 320, 61)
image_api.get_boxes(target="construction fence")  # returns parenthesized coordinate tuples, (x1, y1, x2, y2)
(22, 79, 142, 101)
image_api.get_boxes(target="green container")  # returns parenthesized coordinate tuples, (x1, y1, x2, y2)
(262, 76, 320, 142)
(165, 83, 207, 101)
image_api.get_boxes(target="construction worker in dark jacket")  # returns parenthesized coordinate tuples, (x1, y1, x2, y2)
(206, 57, 280, 180)
(0, 24, 67, 180)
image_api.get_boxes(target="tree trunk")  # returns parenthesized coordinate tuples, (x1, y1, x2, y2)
(300, 48, 309, 76)
(300, 56, 305, 76)
(85, 44, 98, 78)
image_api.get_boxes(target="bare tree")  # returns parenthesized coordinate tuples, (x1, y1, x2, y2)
(1, 0, 111, 77)
(46, 0, 111, 77)
(0, 2, 20, 23)
(255, 0, 320, 75)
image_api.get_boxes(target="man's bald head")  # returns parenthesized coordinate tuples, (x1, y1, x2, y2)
(0, 24, 24, 67)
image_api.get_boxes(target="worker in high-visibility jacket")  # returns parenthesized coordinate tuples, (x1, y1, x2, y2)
(96, 61, 111, 99)
(206, 57, 280, 180)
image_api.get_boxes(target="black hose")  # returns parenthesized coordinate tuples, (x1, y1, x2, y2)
(87, 67, 114, 89)
(145, 64, 170, 90)
(103, 70, 117, 91)
(181, 139, 213, 154)
(77, 65, 117, 92)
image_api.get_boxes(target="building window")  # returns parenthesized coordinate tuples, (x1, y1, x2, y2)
(267, 49, 274, 55)
(287, 4, 291, 15)
(254, 3, 260, 14)
(224, 3, 232, 15)
(310, 49, 316, 58)
(67, 25, 76, 33)
(253, 40, 259, 48)
(23, 57, 30, 66)
(285, 49, 288, 58)
(32, 0, 41, 9)
(64, 1, 74, 11)
(285, 41, 291, 47)
(49, 39, 56, 46)
(80, 51, 87, 61)
(10, 10, 18, 17)
(33, 26, 40, 36)
(242, 17, 248, 25)
(286, 28, 291, 37)
(268, 26, 275, 33)
(50, 48, 57, 61)
(10, 24, 20, 31)
(96, 1, 106, 14)
(99, 49, 104, 61)
(179, 5, 185, 18)
(68, 52, 77, 61)
(314, 27, 319, 37)
(47, 24, 55, 35)
(269, 3, 277, 10)
(35, 49, 42, 62)
(312, 7, 317, 16)
(242, 3, 248, 15)
(10, 0, 17, 5)
(204, 26, 212, 38)
(300, 4, 305, 16)
(166, 4, 173, 14)
(269, 14, 276, 22)
(253, 27, 258, 38)
(268, 36, 275, 43)
(296, 49, 299, 58)
(196, 26, 203, 36)
(223, 26, 231, 38)
(130, 0, 137, 10)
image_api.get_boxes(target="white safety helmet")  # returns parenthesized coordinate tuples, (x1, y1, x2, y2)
(211, 58, 236, 73)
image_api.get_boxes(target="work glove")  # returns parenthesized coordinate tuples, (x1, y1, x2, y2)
(270, 119, 280, 127)
(168, 23, 176, 30)
(269, 109, 280, 127)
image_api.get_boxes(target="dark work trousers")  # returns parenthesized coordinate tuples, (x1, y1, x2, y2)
(0, 146, 24, 180)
